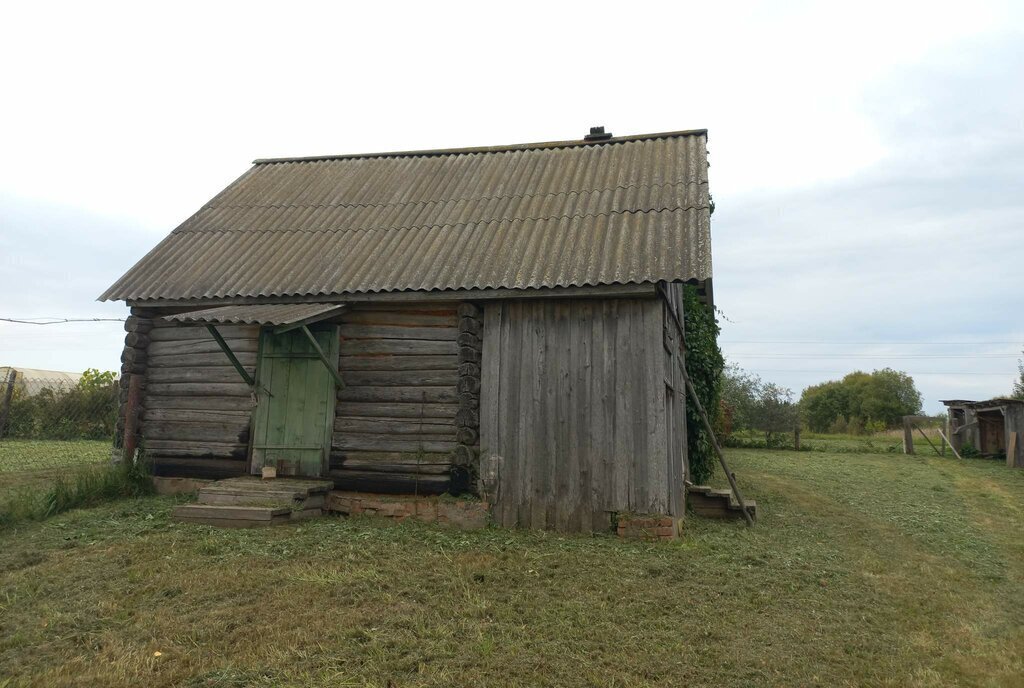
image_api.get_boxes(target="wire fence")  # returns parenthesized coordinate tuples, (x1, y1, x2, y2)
(0, 370, 119, 500)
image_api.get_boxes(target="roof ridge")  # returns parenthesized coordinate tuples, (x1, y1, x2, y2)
(173, 205, 708, 237)
(251, 128, 708, 165)
(202, 179, 707, 213)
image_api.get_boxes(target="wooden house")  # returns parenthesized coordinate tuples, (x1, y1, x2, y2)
(100, 127, 715, 532)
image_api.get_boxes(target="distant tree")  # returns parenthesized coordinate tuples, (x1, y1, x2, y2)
(720, 365, 760, 432)
(749, 382, 800, 446)
(799, 368, 922, 432)
(1013, 350, 1024, 400)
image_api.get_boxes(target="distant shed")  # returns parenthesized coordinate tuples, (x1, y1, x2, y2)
(99, 127, 715, 533)
(941, 398, 1024, 468)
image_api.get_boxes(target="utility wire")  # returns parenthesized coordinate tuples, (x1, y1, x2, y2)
(0, 318, 126, 325)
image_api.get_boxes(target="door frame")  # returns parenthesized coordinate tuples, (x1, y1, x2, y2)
(248, 324, 339, 477)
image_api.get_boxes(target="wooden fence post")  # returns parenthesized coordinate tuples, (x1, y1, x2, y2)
(0, 369, 16, 440)
(903, 417, 915, 455)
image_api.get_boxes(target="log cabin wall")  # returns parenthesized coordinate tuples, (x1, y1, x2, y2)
(332, 304, 462, 494)
(141, 320, 258, 479)
(480, 298, 678, 534)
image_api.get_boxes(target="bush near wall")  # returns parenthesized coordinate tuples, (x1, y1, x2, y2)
(683, 285, 724, 484)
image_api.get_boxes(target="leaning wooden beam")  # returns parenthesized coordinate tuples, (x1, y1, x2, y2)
(915, 425, 942, 457)
(300, 325, 345, 388)
(936, 427, 963, 460)
(205, 324, 256, 386)
(680, 369, 755, 527)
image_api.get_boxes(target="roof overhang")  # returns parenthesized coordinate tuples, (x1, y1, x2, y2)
(163, 303, 347, 329)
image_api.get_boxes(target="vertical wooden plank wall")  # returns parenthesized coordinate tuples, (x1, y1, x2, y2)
(140, 321, 258, 478)
(480, 298, 677, 533)
(332, 304, 460, 494)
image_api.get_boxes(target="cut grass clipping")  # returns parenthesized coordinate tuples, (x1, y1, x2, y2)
(0, 459, 153, 528)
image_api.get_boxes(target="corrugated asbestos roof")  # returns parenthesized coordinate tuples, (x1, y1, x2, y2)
(100, 129, 712, 302)
(163, 303, 344, 325)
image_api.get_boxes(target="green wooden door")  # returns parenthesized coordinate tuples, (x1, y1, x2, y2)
(251, 326, 338, 477)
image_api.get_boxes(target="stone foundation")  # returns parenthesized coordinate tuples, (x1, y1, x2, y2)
(327, 491, 489, 530)
(616, 514, 680, 541)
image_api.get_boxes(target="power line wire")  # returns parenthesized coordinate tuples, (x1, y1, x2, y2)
(0, 318, 126, 325)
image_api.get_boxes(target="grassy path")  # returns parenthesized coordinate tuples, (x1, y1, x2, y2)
(1, 449, 1022, 687)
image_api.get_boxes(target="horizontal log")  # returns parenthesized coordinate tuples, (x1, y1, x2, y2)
(147, 367, 252, 384)
(456, 427, 479, 445)
(459, 393, 479, 410)
(331, 453, 452, 475)
(457, 377, 481, 395)
(143, 408, 252, 424)
(455, 408, 479, 427)
(147, 352, 258, 369)
(150, 457, 248, 479)
(459, 316, 482, 336)
(124, 332, 150, 348)
(349, 303, 457, 315)
(335, 402, 458, 419)
(338, 386, 458, 404)
(124, 316, 153, 334)
(148, 324, 258, 341)
(148, 339, 260, 357)
(121, 361, 146, 376)
(143, 440, 248, 459)
(457, 303, 481, 319)
(328, 469, 450, 495)
(340, 324, 457, 341)
(145, 382, 253, 398)
(453, 444, 479, 466)
(458, 363, 481, 378)
(339, 354, 458, 371)
(457, 332, 481, 348)
(142, 420, 249, 443)
(330, 450, 452, 464)
(458, 347, 480, 364)
(333, 435, 458, 453)
(341, 311, 456, 328)
(143, 396, 255, 411)
(334, 417, 455, 436)
(342, 370, 458, 387)
(340, 339, 458, 356)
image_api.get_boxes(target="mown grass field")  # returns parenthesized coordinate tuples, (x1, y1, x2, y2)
(1, 448, 1022, 687)
(0, 440, 111, 498)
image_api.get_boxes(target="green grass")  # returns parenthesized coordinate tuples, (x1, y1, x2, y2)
(0, 440, 112, 499)
(1, 449, 1022, 687)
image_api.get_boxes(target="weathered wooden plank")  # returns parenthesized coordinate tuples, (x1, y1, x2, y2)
(341, 339, 458, 356)
(334, 417, 456, 435)
(337, 386, 458, 403)
(146, 367, 252, 384)
(328, 469, 450, 495)
(330, 450, 451, 465)
(148, 339, 260, 357)
(339, 355, 457, 371)
(332, 454, 452, 475)
(144, 440, 248, 459)
(148, 352, 258, 368)
(342, 370, 458, 388)
(148, 324, 258, 341)
(333, 435, 458, 453)
(143, 396, 255, 412)
(145, 382, 253, 397)
(335, 402, 458, 419)
(143, 408, 252, 424)
(341, 311, 456, 327)
(142, 420, 249, 443)
(340, 324, 457, 341)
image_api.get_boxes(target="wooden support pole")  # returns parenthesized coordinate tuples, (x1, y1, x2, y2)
(903, 417, 915, 455)
(915, 425, 942, 457)
(0, 369, 16, 440)
(300, 326, 345, 388)
(121, 373, 145, 463)
(205, 324, 256, 387)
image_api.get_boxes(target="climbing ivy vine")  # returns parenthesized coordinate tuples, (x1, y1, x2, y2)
(683, 285, 724, 484)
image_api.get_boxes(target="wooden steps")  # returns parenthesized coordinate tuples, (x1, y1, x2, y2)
(172, 476, 334, 527)
(686, 484, 757, 521)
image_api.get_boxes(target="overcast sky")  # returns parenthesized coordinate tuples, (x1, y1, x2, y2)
(1, 0, 1021, 412)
